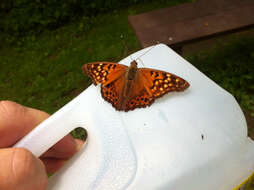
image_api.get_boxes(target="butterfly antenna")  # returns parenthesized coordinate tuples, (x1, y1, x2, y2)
(135, 44, 158, 67)
(136, 44, 157, 61)
(137, 57, 145, 67)
(130, 55, 134, 61)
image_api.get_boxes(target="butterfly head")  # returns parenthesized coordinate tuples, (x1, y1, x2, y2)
(130, 60, 138, 67)
(128, 61, 138, 80)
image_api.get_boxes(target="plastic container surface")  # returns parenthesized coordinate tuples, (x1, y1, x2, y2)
(14, 44, 254, 190)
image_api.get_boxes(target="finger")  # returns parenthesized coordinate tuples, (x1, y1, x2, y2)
(0, 101, 49, 147)
(41, 139, 84, 173)
(41, 158, 66, 174)
(0, 101, 82, 161)
(0, 148, 48, 190)
(41, 134, 77, 158)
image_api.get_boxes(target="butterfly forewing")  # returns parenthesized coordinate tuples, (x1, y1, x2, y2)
(82, 62, 128, 86)
(139, 68, 190, 99)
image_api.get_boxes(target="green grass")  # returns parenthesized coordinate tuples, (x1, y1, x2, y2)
(186, 35, 254, 117)
(0, 10, 137, 113)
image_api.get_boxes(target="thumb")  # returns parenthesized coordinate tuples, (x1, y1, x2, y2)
(0, 148, 48, 190)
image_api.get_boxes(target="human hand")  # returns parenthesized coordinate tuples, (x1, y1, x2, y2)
(0, 101, 83, 190)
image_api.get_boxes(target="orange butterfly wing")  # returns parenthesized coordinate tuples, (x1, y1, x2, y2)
(82, 62, 128, 86)
(83, 62, 128, 109)
(123, 68, 190, 111)
(140, 68, 190, 96)
(100, 75, 126, 110)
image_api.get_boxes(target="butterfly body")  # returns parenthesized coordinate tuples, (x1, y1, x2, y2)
(121, 61, 139, 108)
(126, 61, 138, 80)
(83, 61, 189, 112)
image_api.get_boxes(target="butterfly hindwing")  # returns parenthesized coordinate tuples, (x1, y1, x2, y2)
(120, 70, 154, 111)
(125, 89, 154, 111)
(101, 75, 126, 110)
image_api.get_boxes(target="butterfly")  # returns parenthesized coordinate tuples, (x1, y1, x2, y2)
(82, 61, 189, 112)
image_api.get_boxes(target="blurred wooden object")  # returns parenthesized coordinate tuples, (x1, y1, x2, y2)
(128, 0, 254, 54)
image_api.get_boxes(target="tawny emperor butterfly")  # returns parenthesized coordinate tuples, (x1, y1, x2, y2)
(82, 61, 189, 112)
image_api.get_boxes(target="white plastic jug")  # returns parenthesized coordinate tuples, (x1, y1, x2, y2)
(14, 44, 254, 190)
